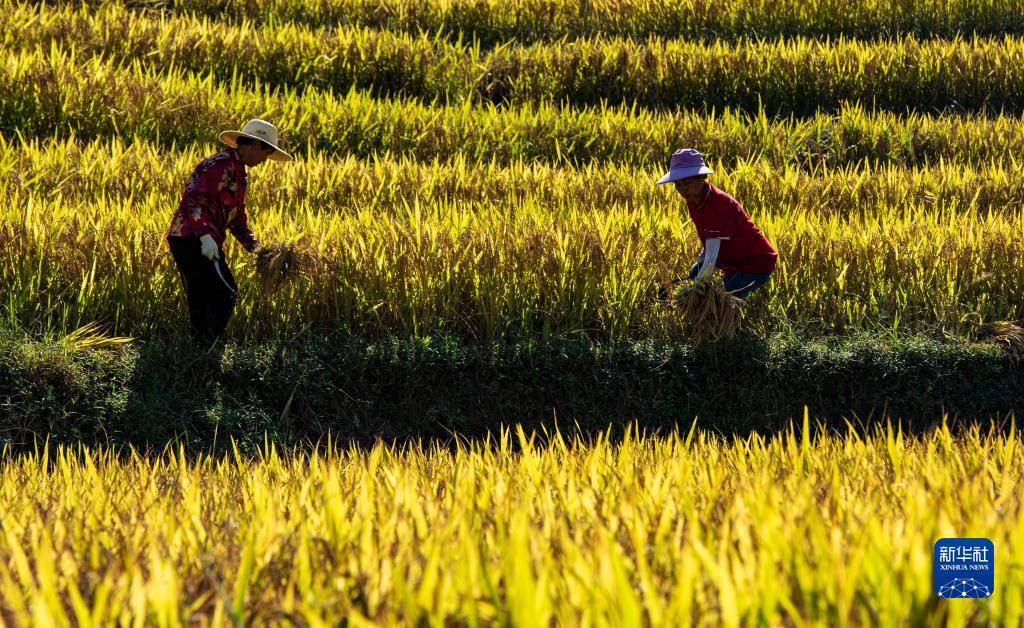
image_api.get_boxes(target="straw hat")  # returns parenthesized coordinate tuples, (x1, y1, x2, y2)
(218, 119, 293, 162)
(656, 148, 713, 184)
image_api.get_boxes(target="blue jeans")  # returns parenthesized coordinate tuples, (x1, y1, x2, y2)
(723, 271, 772, 299)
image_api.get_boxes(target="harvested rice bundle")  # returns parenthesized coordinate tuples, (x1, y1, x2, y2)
(255, 242, 314, 295)
(973, 321, 1024, 364)
(672, 280, 743, 346)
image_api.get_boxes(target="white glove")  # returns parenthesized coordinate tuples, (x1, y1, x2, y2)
(199, 234, 220, 261)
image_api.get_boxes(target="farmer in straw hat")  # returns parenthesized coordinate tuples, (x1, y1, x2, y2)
(166, 119, 292, 346)
(656, 149, 777, 299)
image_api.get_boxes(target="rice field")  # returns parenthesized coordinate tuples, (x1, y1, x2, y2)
(1, 0, 1022, 622)
(9, 47, 1024, 169)
(7, 2, 1024, 114)
(46, 0, 1024, 43)
(1, 135, 1022, 341)
(0, 422, 1021, 625)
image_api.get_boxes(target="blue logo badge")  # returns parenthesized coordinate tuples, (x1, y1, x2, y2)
(934, 538, 994, 598)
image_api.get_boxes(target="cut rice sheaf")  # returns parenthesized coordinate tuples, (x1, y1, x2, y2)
(974, 321, 1024, 364)
(672, 280, 743, 346)
(255, 242, 314, 295)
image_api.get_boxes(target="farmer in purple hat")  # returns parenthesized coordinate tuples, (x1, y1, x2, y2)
(656, 149, 777, 298)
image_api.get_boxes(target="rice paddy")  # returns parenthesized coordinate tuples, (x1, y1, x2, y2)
(0, 422, 1021, 625)
(0, 0, 1021, 623)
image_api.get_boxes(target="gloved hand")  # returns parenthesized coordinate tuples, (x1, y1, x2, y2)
(199, 234, 220, 260)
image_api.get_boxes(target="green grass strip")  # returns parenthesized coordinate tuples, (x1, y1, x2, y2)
(0, 331, 1018, 450)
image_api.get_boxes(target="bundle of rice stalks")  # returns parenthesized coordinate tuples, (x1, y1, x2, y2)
(672, 280, 743, 346)
(255, 242, 314, 295)
(972, 321, 1024, 364)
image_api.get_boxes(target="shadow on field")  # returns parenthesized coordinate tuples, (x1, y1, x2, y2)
(1, 331, 1020, 455)
(112, 333, 1024, 454)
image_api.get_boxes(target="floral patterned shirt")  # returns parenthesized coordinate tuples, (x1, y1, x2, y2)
(167, 148, 258, 252)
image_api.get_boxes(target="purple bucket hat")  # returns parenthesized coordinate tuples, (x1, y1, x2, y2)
(656, 148, 714, 184)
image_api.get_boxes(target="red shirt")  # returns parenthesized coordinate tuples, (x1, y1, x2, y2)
(167, 148, 258, 252)
(686, 184, 777, 275)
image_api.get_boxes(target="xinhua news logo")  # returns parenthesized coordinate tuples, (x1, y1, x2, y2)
(934, 538, 994, 598)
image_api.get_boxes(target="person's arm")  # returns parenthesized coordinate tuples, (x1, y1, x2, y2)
(695, 238, 722, 281)
(695, 193, 740, 281)
(687, 247, 706, 280)
(228, 201, 259, 253)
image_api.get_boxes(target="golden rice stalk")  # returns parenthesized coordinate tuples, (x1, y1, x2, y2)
(255, 242, 314, 295)
(672, 280, 743, 346)
(973, 321, 1024, 364)
(58, 322, 133, 353)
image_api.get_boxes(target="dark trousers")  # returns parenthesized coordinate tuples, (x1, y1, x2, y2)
(686, 263, 773, 299)
(723, 271, 772, 299)
(168, 236, 238, 345)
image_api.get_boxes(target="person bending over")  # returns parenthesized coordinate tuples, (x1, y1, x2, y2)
(166, 119, 292, 347)
(656, 148, 777, 298)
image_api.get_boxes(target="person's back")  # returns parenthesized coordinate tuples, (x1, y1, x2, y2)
(686, 183, 777, 280)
